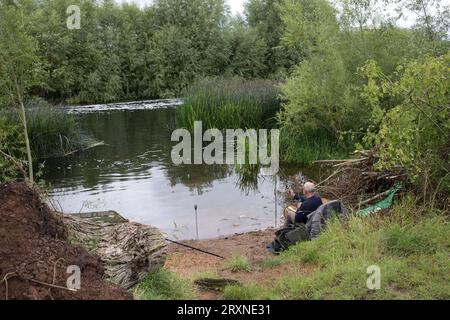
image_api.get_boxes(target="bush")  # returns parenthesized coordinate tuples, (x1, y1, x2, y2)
(361, 53, 450, 198)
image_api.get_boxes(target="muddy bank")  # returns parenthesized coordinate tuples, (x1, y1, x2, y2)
(165, 229, 314, 299)
(0, 183, 132, 300)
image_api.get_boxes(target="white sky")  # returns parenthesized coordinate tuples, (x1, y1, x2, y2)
(119, 0, 245, 14)
(227, 0, 245, 14)
(118, 0, 449, 27)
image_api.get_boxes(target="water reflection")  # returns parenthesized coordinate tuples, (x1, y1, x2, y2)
(43, 105, 316, 240)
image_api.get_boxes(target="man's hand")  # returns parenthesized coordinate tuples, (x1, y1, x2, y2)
(288, 188, 295, 197)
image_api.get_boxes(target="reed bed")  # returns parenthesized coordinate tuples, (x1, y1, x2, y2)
(1, 99, 96, 158)
(176, 78, 281, 130)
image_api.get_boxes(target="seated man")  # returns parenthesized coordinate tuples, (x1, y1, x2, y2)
(284, 182, 323, 226)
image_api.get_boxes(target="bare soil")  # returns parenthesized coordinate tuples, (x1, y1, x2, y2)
(165, 229, 314, 299)
(0, 182, 132, 300)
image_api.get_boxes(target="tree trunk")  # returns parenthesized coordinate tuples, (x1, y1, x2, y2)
(63, 213, 167, 289)
(15, 81, 33, 183)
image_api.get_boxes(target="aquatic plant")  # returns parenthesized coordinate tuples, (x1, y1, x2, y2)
(1, 99, 97, 159)
(176, 78, 281, 131)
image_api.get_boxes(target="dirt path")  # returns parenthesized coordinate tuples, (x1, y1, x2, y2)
(165, 229, 311, 299)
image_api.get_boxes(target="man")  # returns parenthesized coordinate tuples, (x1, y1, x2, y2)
(284, 182, 323, 226)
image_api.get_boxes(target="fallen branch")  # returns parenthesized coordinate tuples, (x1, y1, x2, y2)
(333, 158, 370, 168)
(358, 189, 393, 207)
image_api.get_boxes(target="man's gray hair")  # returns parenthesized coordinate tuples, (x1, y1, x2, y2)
(303, 182, 316, 193)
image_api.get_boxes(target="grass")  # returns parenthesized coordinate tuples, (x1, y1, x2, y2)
(176, 78, 281, 131)
(225, 255, 252, 273)
(1, 98, 97, 159)
(223, 200, 450, 300)
(134, 269, 196, 300)
(280, 127, 351, 165)
(261, 256, 284, 269)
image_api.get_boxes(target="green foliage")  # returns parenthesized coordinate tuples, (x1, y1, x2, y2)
(176, 78, 281, 130)
(0, 0, 46, 106)
(277, 0, 449, 165)
(134, 269, 196, 300)
(245, 0, 298, 76)
(226, 24, 268, 78)
(361, 53, 450, 195)
(148, 26, 201, 98)
(261, 256, 283, 269)
(234, 202, 450, 299)
(225, 255, 252, 272)
(0, 117, 26, 182)
(1, 99, 96, 159)
(27, 101, 96, 158)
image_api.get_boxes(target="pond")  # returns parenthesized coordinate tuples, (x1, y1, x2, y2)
(42, 100, 320, 240)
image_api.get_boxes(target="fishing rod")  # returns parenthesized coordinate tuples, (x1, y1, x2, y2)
(165, 238, 225, 260)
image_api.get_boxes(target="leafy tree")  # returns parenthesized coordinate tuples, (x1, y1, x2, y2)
(226, 23, 268, 78)
(148, 26, 201, 97)
(0, 0, 45, 182)
(153, 0, 230, 76)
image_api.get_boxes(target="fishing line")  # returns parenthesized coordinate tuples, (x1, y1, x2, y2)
(165, 238, 225, 259)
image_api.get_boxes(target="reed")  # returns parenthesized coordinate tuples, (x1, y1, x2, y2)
(2, 99, 96, 158)
(176, 78, 281, 131)
(280, 128, 351, 165)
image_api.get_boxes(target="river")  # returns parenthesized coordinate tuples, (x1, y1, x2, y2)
(42, 100, 320, 240)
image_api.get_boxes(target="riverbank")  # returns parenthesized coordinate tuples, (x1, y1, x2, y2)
(165, 229, 283, 299)
(159, 202, 450, 300)
(0, 183, 132, 300)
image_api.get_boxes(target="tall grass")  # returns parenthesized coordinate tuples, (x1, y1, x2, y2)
(176, 78, 281, 131)
(134, 269, 196, 300)
(225, 200, 450, 300)
(225, 255, 252, 273)
(280, 128, 351, 165)
(2, 99, 96, 158)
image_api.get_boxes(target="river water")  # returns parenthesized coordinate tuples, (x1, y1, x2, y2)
(43, 100, 319, 240)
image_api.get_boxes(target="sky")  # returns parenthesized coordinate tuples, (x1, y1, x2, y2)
(119, 0, 245, 15)
(227, 0, 245, 14)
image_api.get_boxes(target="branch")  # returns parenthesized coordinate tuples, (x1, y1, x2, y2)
(0, 149, 27, 178)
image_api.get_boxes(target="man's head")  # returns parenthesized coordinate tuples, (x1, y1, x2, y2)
(303, 182, 316, 197)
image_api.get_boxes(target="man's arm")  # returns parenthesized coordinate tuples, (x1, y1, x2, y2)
(294, 193, 306, 202)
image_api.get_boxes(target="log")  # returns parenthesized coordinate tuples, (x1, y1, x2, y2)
(62, 212, 167, 289)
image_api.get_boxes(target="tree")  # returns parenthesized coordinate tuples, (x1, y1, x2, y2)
(153, 0, 230, 76)
(226, 22, 268, 78)
(0, 0, 45, 183)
